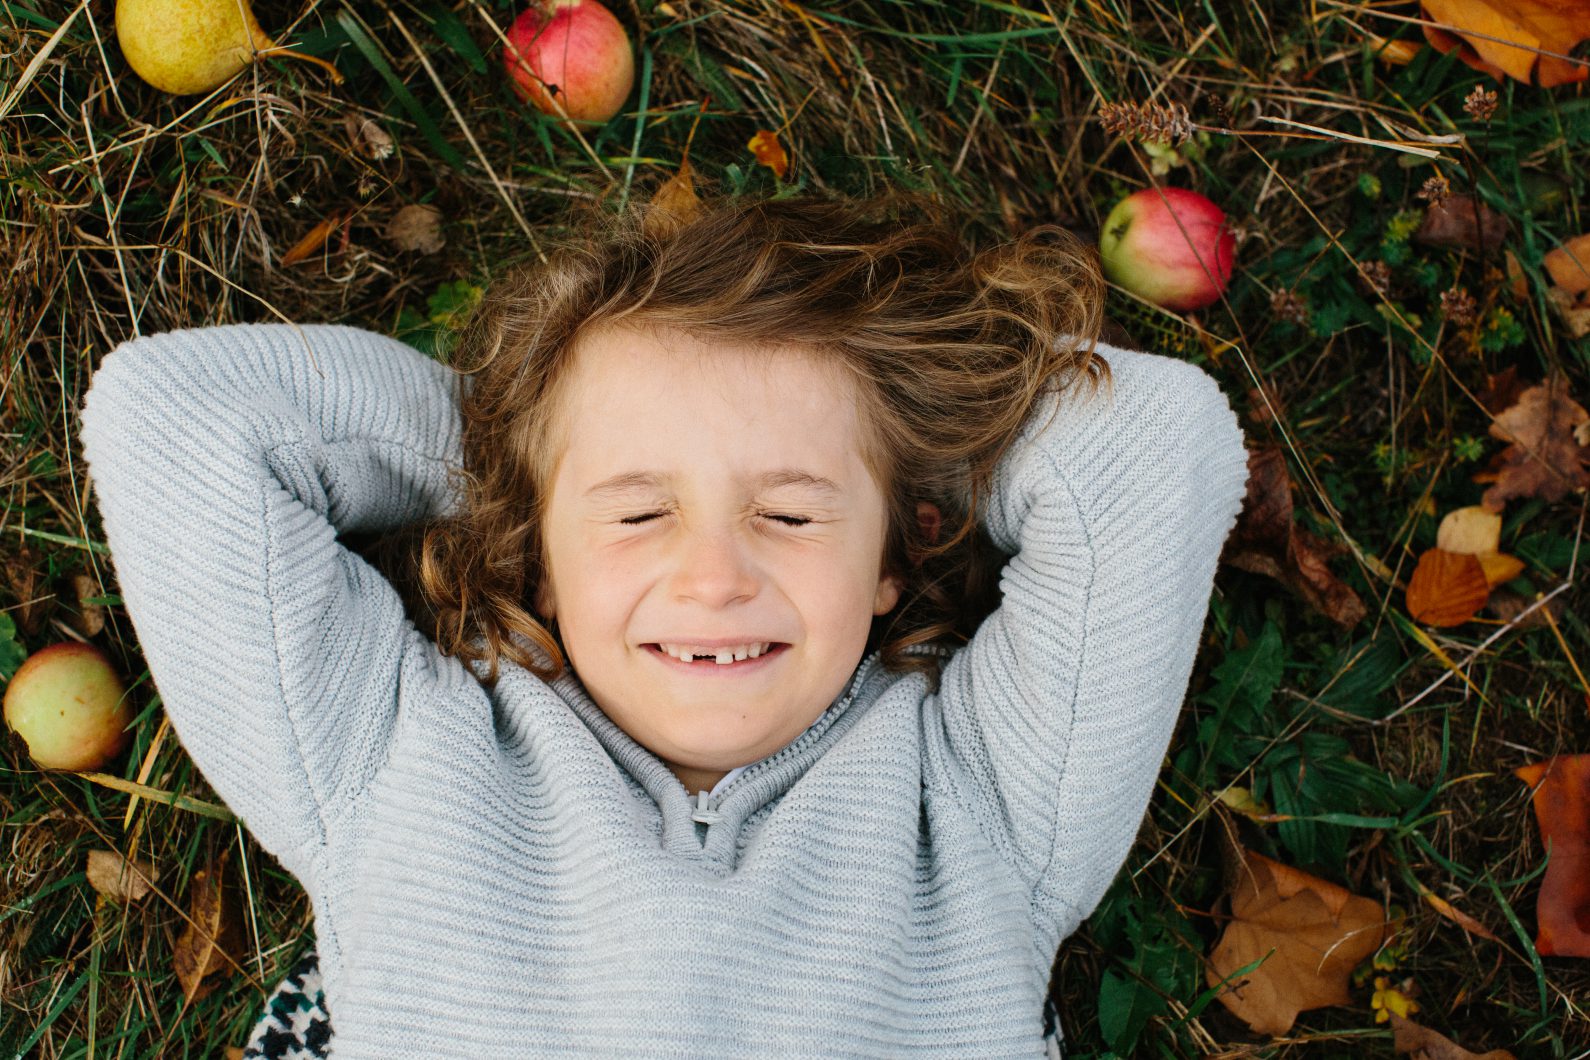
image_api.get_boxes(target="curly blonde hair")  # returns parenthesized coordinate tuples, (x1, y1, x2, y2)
(360, 189, 1110, 693)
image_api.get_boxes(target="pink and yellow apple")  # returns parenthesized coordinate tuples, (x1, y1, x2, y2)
(4, 642, 133, 772)
(1099, 187, 1235, 312)
(503, 0, 635, 126)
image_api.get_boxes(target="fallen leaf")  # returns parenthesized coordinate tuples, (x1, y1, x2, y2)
(1474, 373, 1590, 509)
(1215, 785, 1274, 819)
(86, 848, 157, 903)
(1485, 586, 1567, 628)
(385, 204, 446, 255)
(1388, 1011, 1518, 1058)
(1221, 447, 1368, 627)
(1, 543, 49, 635)
(1436, 505, 1502, 553)
(1366, 35, 1425, 64)
(1413, 194, 1511, 253)
(345, 115, 394, 161)
(1543, 234, 1590, 297)
(171, 848, 246, 1003)
(643, 159, 702, 241)
(748, 129, 790, 179)
(281, 214, 345, 267)
(1421, 891, 1501, 943)
(1420, 0, 1590, 87)
(1513, 754, 1590, 957)
(1505, 250, 1529, 302)
(1478, 365, 1527, 417)
(1207, 848, 1388, 1036)
(71, 573, 106, 637)
(1407, 548, 1490, 626)
(1546, 285, 1590, 338)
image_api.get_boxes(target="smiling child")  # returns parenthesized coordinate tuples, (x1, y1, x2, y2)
(78, 191, 1250, 1058)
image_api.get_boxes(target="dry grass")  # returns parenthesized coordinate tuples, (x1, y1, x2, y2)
(4, 0, 1590, 1055)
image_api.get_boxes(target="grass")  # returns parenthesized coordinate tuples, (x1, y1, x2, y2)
(3, 0, 1590, 1055)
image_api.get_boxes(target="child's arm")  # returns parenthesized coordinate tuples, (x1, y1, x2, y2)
(78, 323, 462, 887)
(926, 340, 1249, 943)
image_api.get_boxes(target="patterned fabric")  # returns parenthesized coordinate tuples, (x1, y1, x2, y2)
(239, 945, 1066, 1058)
(241, 947, 332, 1060)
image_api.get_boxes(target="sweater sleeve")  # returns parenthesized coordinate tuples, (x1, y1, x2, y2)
(927, 340, 1249, 940)
(77, 322, 463, 885)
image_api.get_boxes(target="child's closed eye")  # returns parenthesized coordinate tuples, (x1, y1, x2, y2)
(618, 512, 813, 527)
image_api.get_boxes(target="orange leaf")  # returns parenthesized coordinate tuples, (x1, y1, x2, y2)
(1543, 233, 1590, 299)
(1406, 548, 1490, 627)
(1420, 0, 1590, 87)
(281, 213, 344, 267)
(1421, 891, 1501, 943)
(1476, 551, 1525, 588)
(1513, 755, 1590, 957)
(1206, 848, 1388, 1036)
(1366, 35, 1426, 64)
(748, 129, 790, 179)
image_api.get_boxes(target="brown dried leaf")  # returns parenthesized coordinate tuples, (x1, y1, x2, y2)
(385, 204, 446, 255)
(1484, 586, 1566, 628)
(345, 115, 394, 161)
(171, 849, 246, 1003)
(1479, 373, 1590, 508)
(1513, 755, 1590, 958)
(1420, 0, 1590, 87)
(1413, 194, 1511, 253)
(1207, 848, 1388, 1036)
(1, 543, 49, 635)
(1546, 285, 1590, 339)
(86, 848, 157, 903)
(1477, 365, 1526, 417)
(1221, 447, 1367, 626)
(1388, 1011, 1517, 1058)
(643, 159, 701, 241)
(71, 573, 105, 637)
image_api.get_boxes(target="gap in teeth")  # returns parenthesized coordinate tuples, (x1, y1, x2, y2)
(659, 642, 771, 663)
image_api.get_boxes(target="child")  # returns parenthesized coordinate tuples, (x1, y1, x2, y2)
(77, 192, 1250, 1058)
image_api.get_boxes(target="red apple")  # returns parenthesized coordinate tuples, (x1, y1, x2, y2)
(1098, 187, 1235, 312)
(503, 0, 635, 126)
(4, 641, 132, 772)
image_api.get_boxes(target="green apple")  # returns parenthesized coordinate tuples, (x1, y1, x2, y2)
(4, 641, 132, 772)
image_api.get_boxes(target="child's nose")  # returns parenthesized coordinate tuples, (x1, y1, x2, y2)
(669, 530, 763, 605)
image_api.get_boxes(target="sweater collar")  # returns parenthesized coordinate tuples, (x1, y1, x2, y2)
(551, 646, 891, 826)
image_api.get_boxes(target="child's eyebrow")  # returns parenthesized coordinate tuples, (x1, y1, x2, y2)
(583, 468, 844, 500)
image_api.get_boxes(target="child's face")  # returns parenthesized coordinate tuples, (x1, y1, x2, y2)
(534, 323, 903, 795)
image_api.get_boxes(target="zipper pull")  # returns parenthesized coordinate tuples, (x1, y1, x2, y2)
(690, 788, 724, 825)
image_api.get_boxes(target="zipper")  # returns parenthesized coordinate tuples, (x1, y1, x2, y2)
(691, 788, 725, 825)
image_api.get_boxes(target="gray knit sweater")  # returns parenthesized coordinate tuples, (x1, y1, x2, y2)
(77, 323, 1249, 1058)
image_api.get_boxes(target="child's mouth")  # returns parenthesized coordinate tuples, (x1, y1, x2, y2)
(643, 642, 790, 675)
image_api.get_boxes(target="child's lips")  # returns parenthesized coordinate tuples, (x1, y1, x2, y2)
(644, 642, 790, 675)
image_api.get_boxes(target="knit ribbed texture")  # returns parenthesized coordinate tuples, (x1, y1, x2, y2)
(77, 323, 1249, 1058)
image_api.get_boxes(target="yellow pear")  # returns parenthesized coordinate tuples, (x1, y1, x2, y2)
(115, 0, 274, 95)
